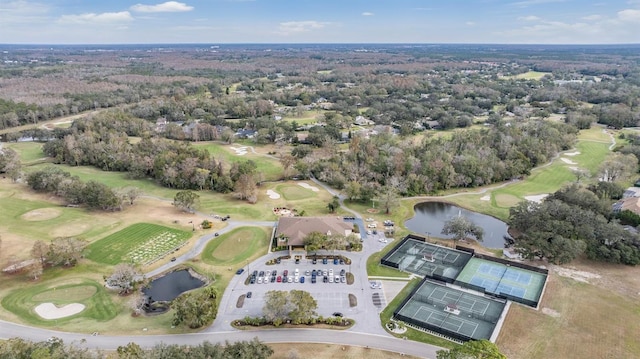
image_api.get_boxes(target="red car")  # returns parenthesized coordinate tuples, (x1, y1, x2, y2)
(277, 276, 282, 283)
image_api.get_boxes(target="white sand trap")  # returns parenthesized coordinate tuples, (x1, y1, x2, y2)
(229, 146, 248, 156)
(480, 195, 490, 201)
(35, 302, 85, 319)
(266, 189, 281, 199)
(298, 183, 320, 192)
(564, 151, 580, 156)
(524, 194, 549, 203)
(560, 158, 577, 165)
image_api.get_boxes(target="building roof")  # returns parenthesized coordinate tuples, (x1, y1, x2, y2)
(614, 197, 640, 214)
(275, 216, 353, 246)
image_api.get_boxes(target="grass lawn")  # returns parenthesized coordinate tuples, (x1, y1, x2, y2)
(201, 226, 270, 266)
(86, 223, 192, 265)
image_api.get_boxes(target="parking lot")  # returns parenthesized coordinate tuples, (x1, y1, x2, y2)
(229, 257, 355, 317)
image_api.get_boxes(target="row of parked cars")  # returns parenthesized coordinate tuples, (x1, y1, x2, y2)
(247, 268, 347, 285)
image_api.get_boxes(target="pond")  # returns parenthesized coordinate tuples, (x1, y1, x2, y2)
(404, 202, 510, 249)
(142, 269, 205, 302)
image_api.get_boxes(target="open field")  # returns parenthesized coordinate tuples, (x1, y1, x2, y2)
(86, 223, 192, 265)
(281, 109, 327, 124)
(504, 71, 551, 80)
(269, 343, 420, 359)
(201, 226, 270, 266)
(497, 263, 640, 359)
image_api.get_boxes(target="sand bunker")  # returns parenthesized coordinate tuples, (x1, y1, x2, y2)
(560, 158, 577, 165)
(21, 208, 63, 221)
(266, 189, 281, 199)
(229, 146, 248, 156)
(564, 151, 580, 156)
(524, 194, 549, 203)
(298, 183, 319, 192)
(480, 195, 490, 201)
(34, 302, 85, 319)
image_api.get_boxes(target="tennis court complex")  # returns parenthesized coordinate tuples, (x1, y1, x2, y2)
(394, 280, 506, 341)
(381, 238, 472, 281)
(456, 257, 547, 306)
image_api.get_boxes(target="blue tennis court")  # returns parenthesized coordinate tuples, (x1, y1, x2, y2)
(502, 268, 532, 285)
(469, 275, 499, 292)
(478, 263, 506, 277)
(496, 283, 526, 297)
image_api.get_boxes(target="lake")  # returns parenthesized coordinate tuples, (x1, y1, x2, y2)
(142, 269, 205, 302)
(404, 202, 510, 249)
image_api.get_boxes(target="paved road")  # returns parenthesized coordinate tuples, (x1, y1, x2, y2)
(0, 319, 438, 357)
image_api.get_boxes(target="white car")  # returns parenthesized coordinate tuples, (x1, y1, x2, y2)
(367, 223, 377, 228)
(365, 217, 374, 222)
(370, 281, 377, 288)
(366, 230, 372, 235)
(288, 276, 293, 283)
(257, 277, 263, 284)
(329, 276, 334, 283)
(329, 269, 334, 276)
(294, 276, 299, 283)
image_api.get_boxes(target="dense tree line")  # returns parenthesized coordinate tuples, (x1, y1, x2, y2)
(508, 184, 640, 265)
(0, 337, 273, 359)
(310, 120, 576, 195)
(171, 286, 218, 329)
(26, 166, 122, 211)
(41, 112, 259, 199)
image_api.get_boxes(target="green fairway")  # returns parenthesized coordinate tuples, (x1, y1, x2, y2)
(201, 226, 270, 265)
(275, 183, 316, 200)
(4, 142, 45, 163)
(192, 142, 283, 181)
(86, 223, 192, 265)
(1, 278, 117, 326)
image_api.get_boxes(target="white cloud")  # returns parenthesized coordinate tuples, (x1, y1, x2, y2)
(518, 15, 541, 21)
(618, 9, 640, 21)
(511, 0, 566, 7)
(0, 0, 50, 24)
(130, 1, 193, 13)
(277, 21, 329, 35)
(466, 21, 476, 26)
(58, 11, 133, 24)
(582, 14, 603, 21)
(362, 12, 374, 16)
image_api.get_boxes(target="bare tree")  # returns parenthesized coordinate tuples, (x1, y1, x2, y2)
(31, 240, 49, 266)
(106, 263, 142, 294)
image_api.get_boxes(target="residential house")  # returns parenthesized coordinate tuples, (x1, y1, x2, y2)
(613, 197, 640, 215)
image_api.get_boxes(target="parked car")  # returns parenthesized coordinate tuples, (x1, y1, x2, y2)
(312, 258, 317, 264)
(329, 276, 334, 283)
(300, 276, 305, 283)
(334, 275, 340, 283)
(283, 270, 288, 276)
(323, 276, 328, 283)
(367, 223, 377, 228)
(333, 312, 343, 317)
(236, 268, 245, 275)
(257, 277, 263, 284)
(277, 276, 282, 283)
(305, 270, 311, 276)
(341, 276, 346, 283)
(288, 277, 293, 283)
(311, 276, 317, 283)
(270, 276, 276, 283)
(259, 271, 265, 277)
(334, 258, 339, 265)
(365, 218, 374, 222)
(340, 269, 346, 276)
(322, 258, 328, 264)
(246, 291, 252, 298)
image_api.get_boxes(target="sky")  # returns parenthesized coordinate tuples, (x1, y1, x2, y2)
(0, 0, 639, 44)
